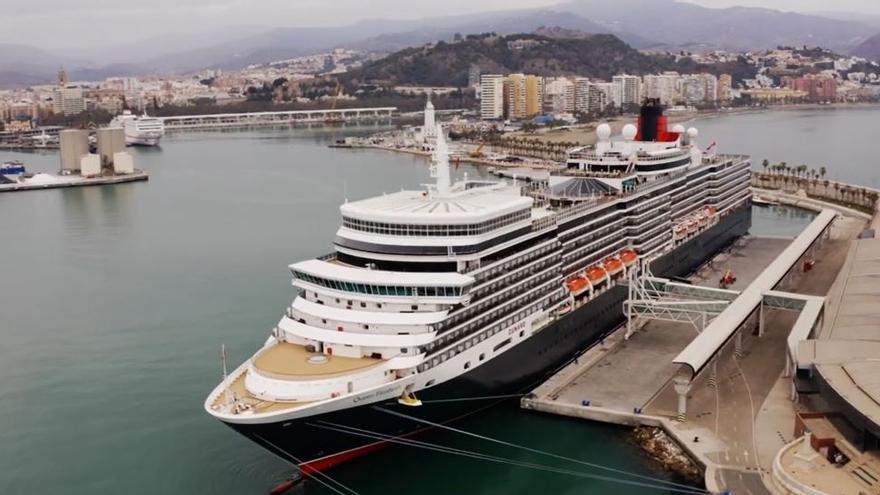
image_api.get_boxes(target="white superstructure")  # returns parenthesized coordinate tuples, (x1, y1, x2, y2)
(110, 110, 165, 146)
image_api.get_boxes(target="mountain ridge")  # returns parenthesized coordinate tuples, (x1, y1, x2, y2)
(1, 2, 878, 87)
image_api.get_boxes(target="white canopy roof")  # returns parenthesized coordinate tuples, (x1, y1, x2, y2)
(673, 209, 837, 377)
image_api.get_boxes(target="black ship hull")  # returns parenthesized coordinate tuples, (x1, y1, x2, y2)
(226, 203, 753, 471)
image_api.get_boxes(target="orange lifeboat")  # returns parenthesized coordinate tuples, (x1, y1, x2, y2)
(604, 258, 624, 276)
(566, 276, 590, 296)
(674, 225, 687, 237)
(587, 266, 607, 283)
(705, 206, 717, 216)
(620, 249, 638, 267)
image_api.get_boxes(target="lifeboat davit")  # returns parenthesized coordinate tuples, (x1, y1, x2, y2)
(604, 258, 624, 276)
(566, 276, 590, 296)
(620, 249, 638, 267)
(587, 266, 607, 283)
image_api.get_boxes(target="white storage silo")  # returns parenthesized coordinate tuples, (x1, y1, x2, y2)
(80, 153, 101, 177)
(59, 129, 89, 172)
(112, 151, 134, 175)
(96, 127, 125, 167)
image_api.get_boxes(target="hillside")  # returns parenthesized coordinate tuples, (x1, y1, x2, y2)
(351, 33, 682, 86)
(852, 32, 880, 62)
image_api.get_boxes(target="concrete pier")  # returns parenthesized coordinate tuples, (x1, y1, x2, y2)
(522, 214, 864, 494)
(0, 170, 148, 193)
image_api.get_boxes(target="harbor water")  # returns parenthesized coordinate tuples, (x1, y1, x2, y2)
(0, 108, 835, 494)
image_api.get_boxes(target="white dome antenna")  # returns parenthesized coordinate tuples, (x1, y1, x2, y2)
(596, 123, 611, 141)
(622, 124, 638, 141)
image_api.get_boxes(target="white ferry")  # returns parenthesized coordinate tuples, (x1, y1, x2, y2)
(205, 99, 752, 472)
(109, 110, 164, 146)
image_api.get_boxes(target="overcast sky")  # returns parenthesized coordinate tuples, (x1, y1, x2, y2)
(6, 0, 880, 51)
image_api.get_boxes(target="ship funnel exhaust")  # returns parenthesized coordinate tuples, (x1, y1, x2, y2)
(635, 98, 680, 143)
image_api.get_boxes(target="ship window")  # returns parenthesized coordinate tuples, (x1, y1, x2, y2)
(411, 305, 418, 311)
(401, 348, 408, 354)
(360, 302, 366, 308)
(464, 361, 471, 370)
(479, 353, 485, 361)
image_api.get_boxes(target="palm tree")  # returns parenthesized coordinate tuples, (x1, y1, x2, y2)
(819, 166, 826, 179)
(761, 159, 769, 174)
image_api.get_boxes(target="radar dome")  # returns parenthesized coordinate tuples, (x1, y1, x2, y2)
(687, 127, 699, 139)
(622, 124, 638, 141)
(672, 124, 685, 133)
(596, 123, 611, 140)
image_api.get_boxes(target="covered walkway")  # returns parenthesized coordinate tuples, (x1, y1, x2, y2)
(666, 210, 836, 420)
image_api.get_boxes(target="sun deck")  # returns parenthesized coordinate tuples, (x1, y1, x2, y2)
(253, 342, 381, 379)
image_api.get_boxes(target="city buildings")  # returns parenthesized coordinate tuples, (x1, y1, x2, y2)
(679, 73, 718, 104)
(611, 74, 642, 108)
(643, 72, 681, 106)
(543, 77, 575, 114)
(505, 73, 542, 120)
(52, 85, 85, 116)
(784, 75, 838, 101)
(718, 74, 733, 101)
(480, 74, 505, 120)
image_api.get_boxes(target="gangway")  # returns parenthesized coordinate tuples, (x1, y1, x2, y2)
(624, 262, 739, 339)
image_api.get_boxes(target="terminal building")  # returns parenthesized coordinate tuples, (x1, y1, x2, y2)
(797, 236, 880, 452)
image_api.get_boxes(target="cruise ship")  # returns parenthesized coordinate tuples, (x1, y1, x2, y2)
(205, 99, 752, 473)
(109, 110, 164, 146)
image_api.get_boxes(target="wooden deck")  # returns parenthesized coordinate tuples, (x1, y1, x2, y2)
(253, 342, 380, 379)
